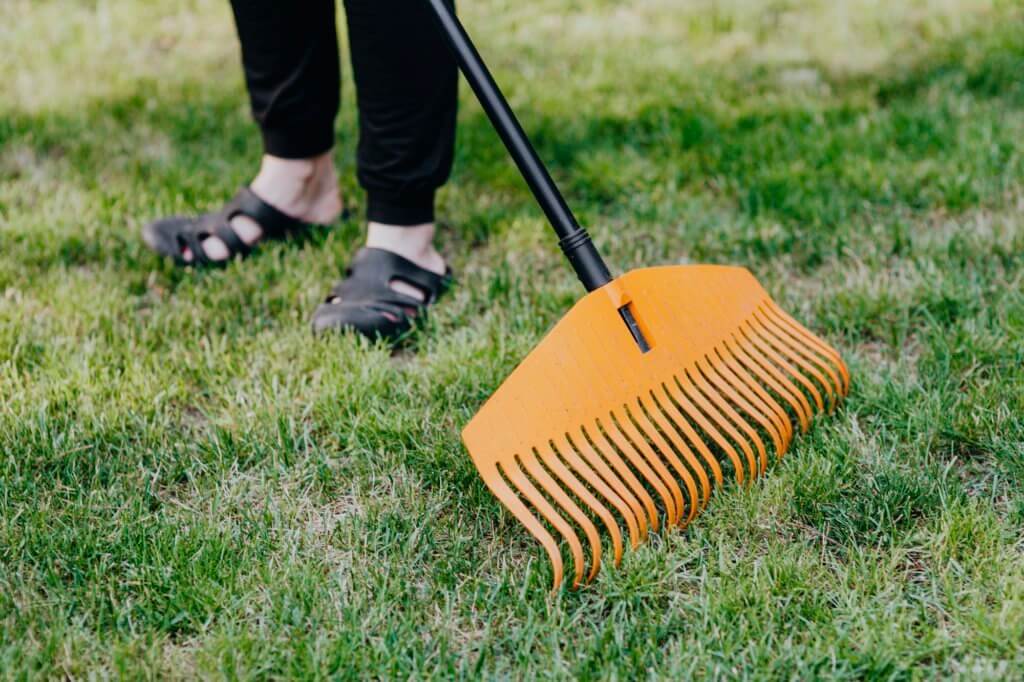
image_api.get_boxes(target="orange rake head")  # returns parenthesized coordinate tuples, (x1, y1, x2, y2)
(423, 0, 850, 592)
(463, 266, 849, 590)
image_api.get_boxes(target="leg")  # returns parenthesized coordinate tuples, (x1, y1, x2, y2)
(221, 0, 345, 256)
(143, 0, 343, 265)
(231, 0, 340, 160)
(344, 0, 458, 272)
(311, 0, 459, 338)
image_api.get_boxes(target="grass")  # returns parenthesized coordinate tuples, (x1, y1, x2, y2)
(2, 0, 1023, 677)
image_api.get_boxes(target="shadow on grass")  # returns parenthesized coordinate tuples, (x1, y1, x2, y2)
(1, 18, 1022, 277)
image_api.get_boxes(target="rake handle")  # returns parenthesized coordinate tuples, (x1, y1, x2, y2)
(424, 0, 613, 292)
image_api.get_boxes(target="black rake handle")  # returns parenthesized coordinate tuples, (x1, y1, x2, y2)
(424, 0, 613, 292)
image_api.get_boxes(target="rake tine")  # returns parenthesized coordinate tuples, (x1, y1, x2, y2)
(501, 457, 586, 587)
(740, 321, 826, 414)
(596, 342, 690, 527)
(756, 305, 847, 399)
(652, 386, 724, 487)
(551, 436, 639, 557)
(726, 334, 813, 433)
(577, 428, 657, 534)
(677, 372, 760, 484)
(558, 324, 653, 541)
(753, 307, 839, 403)
(698, 356, 785, 462)
(591, 421, 667, 532)
(541, 441, 626, 569)
(631, 399, 704, 523)
(519, 449, 604, 583)
(686, 365, 769, 478)
(485, 463, 566, 591)
(713, 345, 793, 451)
(566, 432, 650, 544)
(750, 313, 838, 412)
(610, 408, 686, 526)
(662, 379, 745, 485)
(763, 300, 850, 394)
(701, 354, 787, 453)
(639, 393, 712, 512)
(574, 336, 673, 531)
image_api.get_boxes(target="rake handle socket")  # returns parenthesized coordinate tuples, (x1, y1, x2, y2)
(559, 228, 613, 292)
(424, 0, 614, 292)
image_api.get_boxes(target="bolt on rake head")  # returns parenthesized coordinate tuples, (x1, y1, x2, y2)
(463, 265, 850, 591)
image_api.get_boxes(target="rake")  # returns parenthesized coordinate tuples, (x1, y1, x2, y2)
(427, 0, 850, 590)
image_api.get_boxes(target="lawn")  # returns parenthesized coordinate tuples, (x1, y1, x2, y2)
(2, 0, 1023, 678)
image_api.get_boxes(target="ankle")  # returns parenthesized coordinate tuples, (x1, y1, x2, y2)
(249, 151, 341, 224)
(366, 222, 445, 275)
(251, 155, 315, 194)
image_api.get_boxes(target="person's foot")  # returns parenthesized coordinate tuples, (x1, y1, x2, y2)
(143, 151, 343, 266)
(188, 152, 342, 263)
(358, 221, 446, 301)
(311, 222, 452, 339)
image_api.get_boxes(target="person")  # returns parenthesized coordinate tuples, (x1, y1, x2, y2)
(142, 0, 457, 341)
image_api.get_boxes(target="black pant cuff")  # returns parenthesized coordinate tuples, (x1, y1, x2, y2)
(366, 191, 436, 225)
(261, 125, 335, 160)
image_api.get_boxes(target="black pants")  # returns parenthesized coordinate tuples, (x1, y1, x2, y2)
(229, 0, 458, 225)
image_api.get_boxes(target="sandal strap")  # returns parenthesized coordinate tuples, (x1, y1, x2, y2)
(331, 248, 452, 308)
(224, 187, 307, 240)
(169, 187, 310, 264)
(312, 248, 454, 340)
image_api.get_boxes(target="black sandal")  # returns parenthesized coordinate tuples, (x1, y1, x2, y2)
(311, 247, 453, 342)
(142, 187, 311, 267)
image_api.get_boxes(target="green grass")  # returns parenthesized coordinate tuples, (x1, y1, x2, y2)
(2, 0, 1023, 678)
